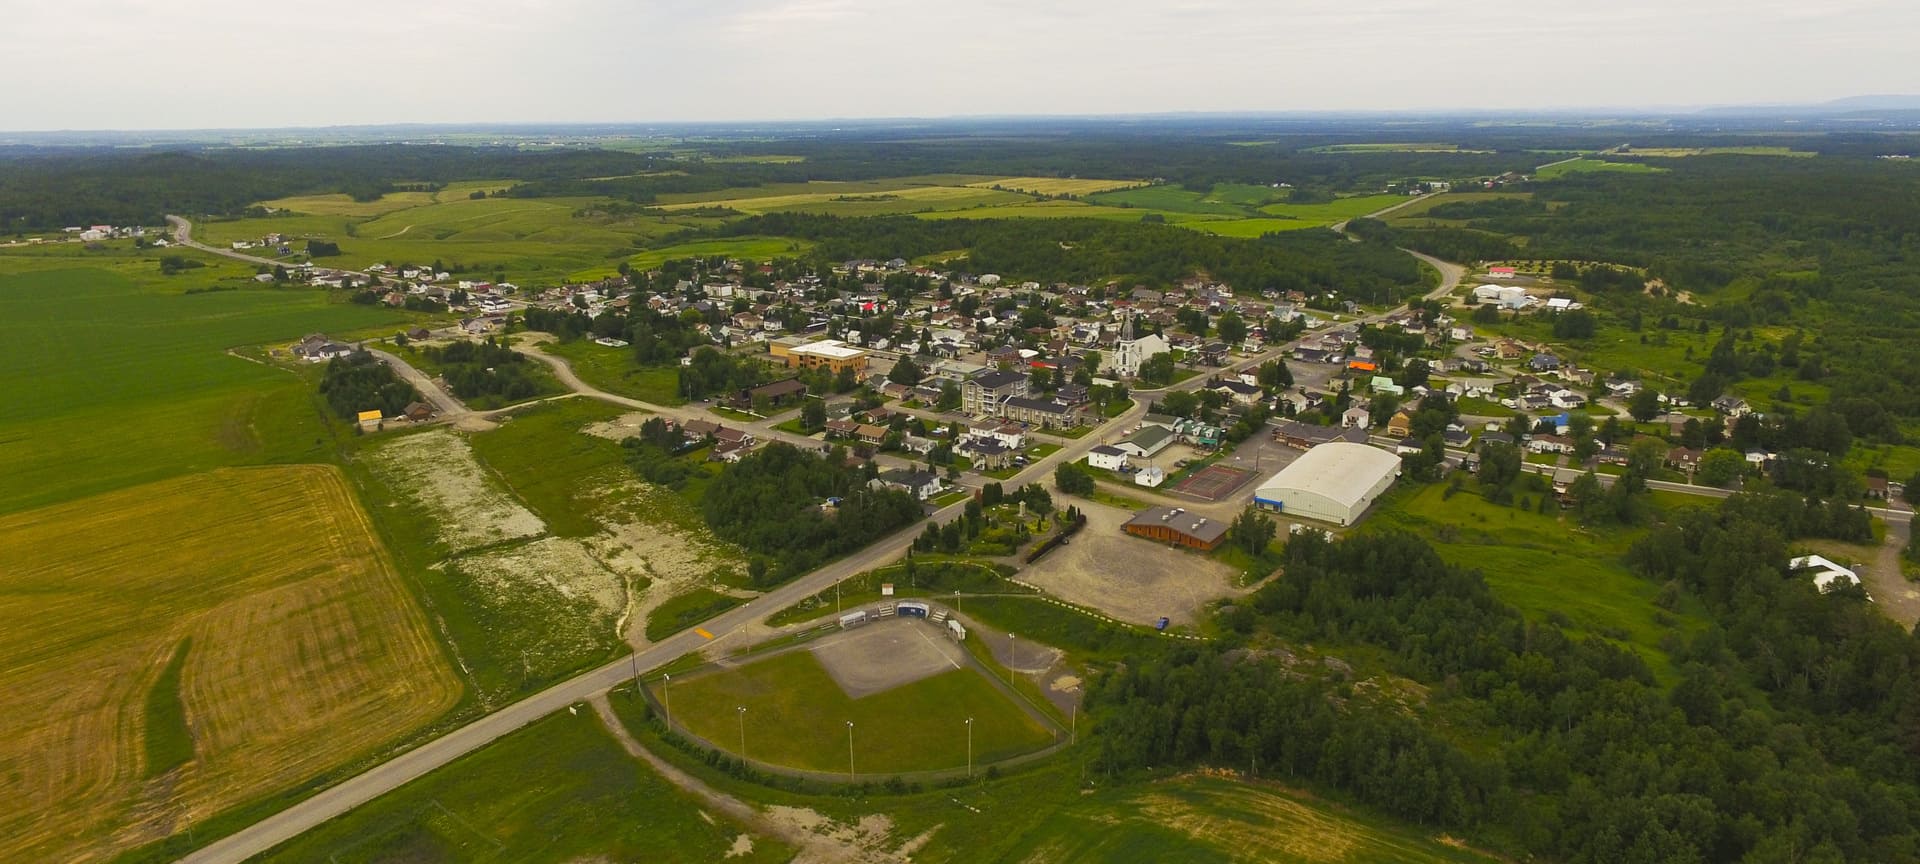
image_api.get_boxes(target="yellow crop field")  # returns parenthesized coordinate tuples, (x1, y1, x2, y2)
(966, 176, 1146, 196)
(655, 182, 1020, 214)
(0, 466, 461, 863)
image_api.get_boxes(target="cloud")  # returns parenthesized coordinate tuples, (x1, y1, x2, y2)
(1, 0, 1916, 128)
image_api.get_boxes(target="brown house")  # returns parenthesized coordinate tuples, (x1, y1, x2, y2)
(1386, 411, 1413, 438)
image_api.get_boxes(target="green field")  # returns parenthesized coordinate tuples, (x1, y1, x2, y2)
(1000, 776, 1497, 863)
(466, 398, 655, 537)
(1536, 158, 1666, 179)
(654, 649, 1053, 774)
(256, 709, 790, 864)
(141, 638, 195, 778)
(1088, 184, 1264, 215)
(647, 587, 742, 641)
(1369, 482, 1702, 683)
(1306, 142, 1492, 154)
(0, 257, 411, 514)
(539, 338, 686, 405)
(1623, 146, 1815, 158)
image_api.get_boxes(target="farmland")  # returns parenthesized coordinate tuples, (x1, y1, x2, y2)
(256, 709, 790, 864)
(653, 648, 1054, 774)
(0, 257, 412, 514)
(1535, 157, 1666, 179)
(963, 176, 1146, 196)
(0, 466, 459, 864)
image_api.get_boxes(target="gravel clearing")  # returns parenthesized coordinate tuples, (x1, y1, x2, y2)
(365, 431, 544, 552)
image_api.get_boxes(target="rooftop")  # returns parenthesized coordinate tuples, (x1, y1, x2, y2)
(1125, 506, 1229, 544)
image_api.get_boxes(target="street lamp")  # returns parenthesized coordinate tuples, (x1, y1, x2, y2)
(846, 721, 856, 783)
(966, 717, 974, 777)
(737, 706, 748, 761)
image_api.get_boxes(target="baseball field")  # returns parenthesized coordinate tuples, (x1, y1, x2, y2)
(0, 465, 461, 863)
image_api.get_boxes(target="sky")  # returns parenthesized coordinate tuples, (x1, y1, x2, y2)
(3, 0, 1916, 130)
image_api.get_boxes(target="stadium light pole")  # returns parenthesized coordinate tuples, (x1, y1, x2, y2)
(1008, 633, 1016, 684)
(846, 720, 856, 783)
(663, 674, 672, 731)
(737, 706, 748, 761)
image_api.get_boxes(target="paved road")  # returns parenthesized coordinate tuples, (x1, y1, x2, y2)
(167, 215, 317, 270)
(178, 227, 1470, 863)
(362, 348, 468, 418)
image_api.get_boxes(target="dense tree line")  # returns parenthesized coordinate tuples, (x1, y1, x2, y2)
(421, 338, 544, 404)
(317, 351, 417, 419)
(702, 444, 922, 584)
(1092, 496, 1920, 862)
(716, 213, 1423, 300)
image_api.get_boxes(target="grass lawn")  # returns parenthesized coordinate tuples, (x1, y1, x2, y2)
(1102, 398, 1136, 418)
(541, 338, 685, 405)
(465, 399, 660, 537)
(775, 417, 820, 436)
(932, 490, 972, 507)
(256, 709, 789, 864)
(1040, 424, 1093, 439)
(647, 588, 743, 642)
(1367, 482, 1703, 684)
(1089, 485, 1150, 511)
(652, 650, 1053, 774)
(709, 406, 760, 422)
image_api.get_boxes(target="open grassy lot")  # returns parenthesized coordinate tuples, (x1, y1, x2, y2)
(259, 190, 440, 217)
(0, 259, 410, 514)
(1088, 184, 1266, 215)
(257, 709, 789, 864)
(918, 200, 1232, 223)
(655, 182, 1025, 216)
(1536, 158, 1666, 179)
(1000, 775, 1498, 863)
(654, 649, 1052, 774)
(1256, 193, 1411, 221)
(1367, 482, 1703, 683)
(964, 176, 1145, 196)
(646, 587, 743, 641)
(0, 466, 460, 864)
(540, 338, 686, 404)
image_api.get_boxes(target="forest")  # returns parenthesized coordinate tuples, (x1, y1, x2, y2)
(317, 352, 418, 419)
(419, 338, 545, 404)
(719, 212, 1426, 299)
(1090, 484, 1920, 863)
(700, 443, 923, 585)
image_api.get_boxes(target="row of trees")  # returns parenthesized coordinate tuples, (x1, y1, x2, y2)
(317, 352, 417, 419)
(702, 444, 922, 585)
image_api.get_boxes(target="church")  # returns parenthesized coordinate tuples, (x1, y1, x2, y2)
(1108, 313, 1170, 378)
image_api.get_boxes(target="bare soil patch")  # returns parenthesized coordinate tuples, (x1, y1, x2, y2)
(1016, 500, 1242, 626)
(810, 619, 965, 698)
(364, 430, 544, 552)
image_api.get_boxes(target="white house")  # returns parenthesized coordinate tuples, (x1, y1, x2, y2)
(1134, 466, 1166, 488)
(1086, 444, 1129, 472)
(1341, 406, 1371, 429)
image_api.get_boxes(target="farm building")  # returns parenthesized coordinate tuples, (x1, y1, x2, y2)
(1253, 442, 1401, 526)
(1122, 506, 1228, 551)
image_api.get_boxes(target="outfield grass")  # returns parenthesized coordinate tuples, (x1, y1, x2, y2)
(0, 259, 412, 514)
(647, 587, 743, 641)
(1000, 775, 1497, 863)
(654, 650, 1052, 774)
(1536, 158, 1666, 179)
(1367, 482, 1703, 683)
(256, 709, 790, 864)
(0, 466, 459, 863)
(540, 338, 686, 405)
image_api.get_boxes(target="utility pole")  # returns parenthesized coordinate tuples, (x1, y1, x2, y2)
(966, 717, 974, 778)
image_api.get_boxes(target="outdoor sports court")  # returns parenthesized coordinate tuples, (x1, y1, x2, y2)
(1172, 464, 1255, 501)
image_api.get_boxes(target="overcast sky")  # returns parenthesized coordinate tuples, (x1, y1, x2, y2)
(4, 0, 1915, 130)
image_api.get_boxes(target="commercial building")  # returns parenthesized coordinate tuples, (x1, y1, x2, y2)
(1123, 506, 1228, 551)
(769, 337, 870, 374)
(1252, 442, 1401, 526)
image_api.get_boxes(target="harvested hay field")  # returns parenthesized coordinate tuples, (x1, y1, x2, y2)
(0, 466, 459, 863)
(966, 176, 1145, 196)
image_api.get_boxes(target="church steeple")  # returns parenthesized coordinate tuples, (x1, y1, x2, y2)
(1120, 311, 1136, 343)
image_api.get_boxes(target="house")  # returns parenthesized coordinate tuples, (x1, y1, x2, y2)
(1527, 435, 1575, 455)
(985, 345, 1023, 368)
(1712, 395, 1752, 417)
(1395, 436, 1424, 455)
(1134, 465, 1167, 488)
(292, 334, 356, 363)
(1527, 353, 1562, 373)
(403, 401, 434, 422)
(356, 409, 383, 431)
(956, 436, 1013, 471)
(962, 370, 1028, 416)
(743, 378, 808, 408)
(1867, 476, 1890, 500)
(824, 419, 861, 439)
(1212, 379, 1264, 406)
(855, 423, 889, 446)
(1000, 396, 1079, 428)
(876, 469, 944, 501)
(1341, 406, 1372, 429)
(1370, 376, 1405, 396)
(1086, 444, 1129, 471)
(709, 438, 755, 462)
(1114, 424, 1176, 459)
(1667, 447, 1703, 472)
(1386, 411, 1413, 438)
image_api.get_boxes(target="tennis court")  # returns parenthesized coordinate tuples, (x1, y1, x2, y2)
(1172, 464, 1254, 501)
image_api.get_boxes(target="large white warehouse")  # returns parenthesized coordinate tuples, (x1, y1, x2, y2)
(1253, 442, 1401, 526)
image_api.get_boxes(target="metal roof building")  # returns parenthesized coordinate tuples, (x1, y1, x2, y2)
(1253, 443, 1401, 526)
